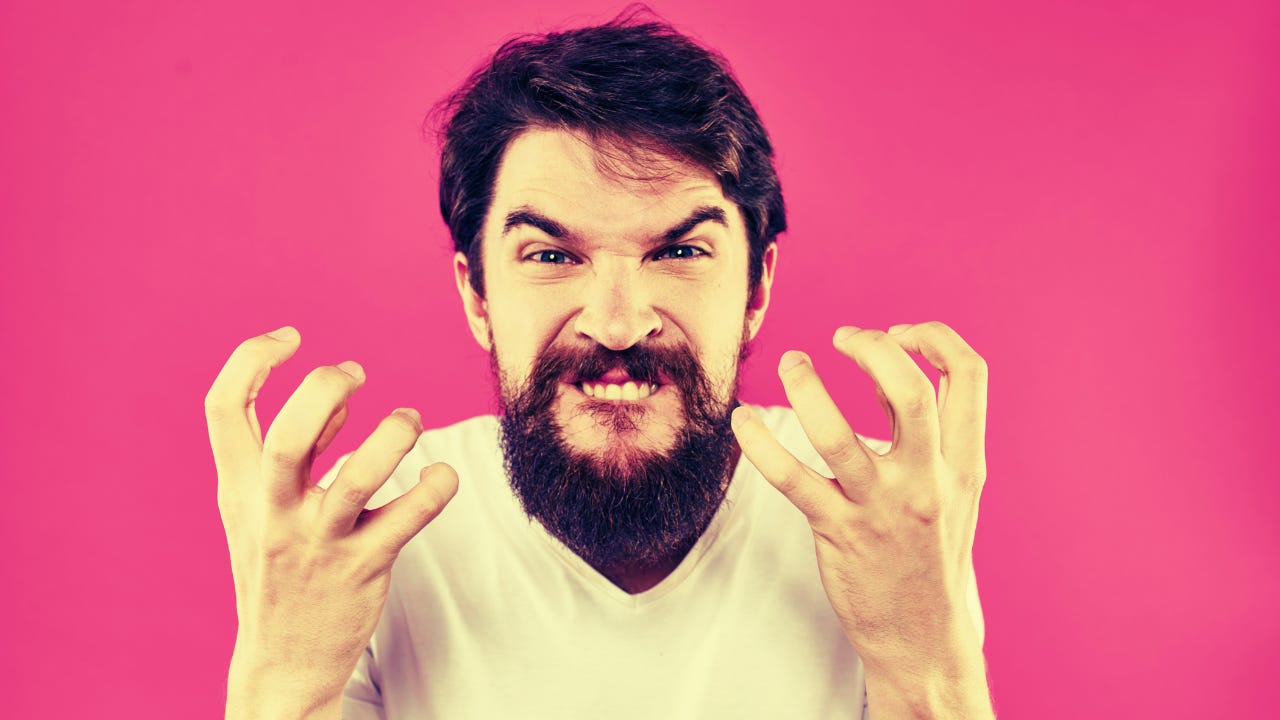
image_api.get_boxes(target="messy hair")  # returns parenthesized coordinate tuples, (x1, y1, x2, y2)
(431, 7, 787, 297)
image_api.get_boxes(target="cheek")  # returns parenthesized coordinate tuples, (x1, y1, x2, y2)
(682, 275, 750, 334)
(679, 316, 749, 398)
(486, 289, 575, 386)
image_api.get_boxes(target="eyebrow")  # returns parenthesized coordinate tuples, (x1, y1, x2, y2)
(501, 204, 728, 246)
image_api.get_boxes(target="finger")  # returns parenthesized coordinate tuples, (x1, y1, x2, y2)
(313, 404, 350, 458)
(358, 462, 459, 553)
(260, 360, 366, 509)
(775, 351, 875, 501)
(885, 321, 988, 471)
(204, 326, 301, 478)
(832, 326, 941, 463)
(731, 405, 848, 524)
(318, 408, 423, 538)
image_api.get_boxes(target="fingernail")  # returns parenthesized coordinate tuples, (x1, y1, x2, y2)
(834, 326, 860, 342)
(394, 407, 422, 424)
(731, 405, 753, 429)
(267, 325, 298, 341)
(887, 324, 912, 335)
(779, 350, 808, 372)
(337, 360, 366, 382)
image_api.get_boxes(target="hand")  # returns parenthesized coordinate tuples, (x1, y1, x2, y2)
(731, 321, 988, 673)
(204, 327, 458, 717)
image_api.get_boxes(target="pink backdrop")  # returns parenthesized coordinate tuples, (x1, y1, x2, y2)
(2, 0, 1276, 717)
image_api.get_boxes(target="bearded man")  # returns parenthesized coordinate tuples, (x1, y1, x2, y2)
(205, 12, 996, 720)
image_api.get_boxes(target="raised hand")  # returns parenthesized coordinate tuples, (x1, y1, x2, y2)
(204, 327, 458, 719)
(731, 321, 993, 717)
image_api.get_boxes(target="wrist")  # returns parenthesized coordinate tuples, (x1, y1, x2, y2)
(862, 643, 994, 720)
(858, 612, 994, 719)
(227, 646, 344, 720)
(225, 689, 341, 720)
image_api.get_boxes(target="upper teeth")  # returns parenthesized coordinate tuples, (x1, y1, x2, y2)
(579, 381, 656, 400)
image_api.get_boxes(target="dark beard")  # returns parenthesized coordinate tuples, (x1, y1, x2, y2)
(495, 340, 744, 574)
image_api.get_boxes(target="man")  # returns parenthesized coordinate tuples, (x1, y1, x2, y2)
(206, 13, 995, 720)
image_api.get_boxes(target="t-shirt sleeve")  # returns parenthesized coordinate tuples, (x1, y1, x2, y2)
(341, 645, 384, 719)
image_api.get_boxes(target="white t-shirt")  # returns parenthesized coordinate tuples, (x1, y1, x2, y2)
(318, 405, 985, 720)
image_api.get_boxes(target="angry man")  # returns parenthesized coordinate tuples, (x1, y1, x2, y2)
(205, 12, 996, 720)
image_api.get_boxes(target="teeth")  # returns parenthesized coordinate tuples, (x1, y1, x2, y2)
(578, 381, 658, 400)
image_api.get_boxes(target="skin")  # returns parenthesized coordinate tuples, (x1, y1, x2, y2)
(205, 127, 994, 717)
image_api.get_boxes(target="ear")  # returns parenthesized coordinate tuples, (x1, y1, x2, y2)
(454, 252, 492, 352)
(745, 242, 777, 342)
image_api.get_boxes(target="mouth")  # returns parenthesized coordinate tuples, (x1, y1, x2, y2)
(571, 380, 662, 402)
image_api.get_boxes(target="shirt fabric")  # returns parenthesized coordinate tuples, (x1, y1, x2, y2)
(317, 404, 985, 719)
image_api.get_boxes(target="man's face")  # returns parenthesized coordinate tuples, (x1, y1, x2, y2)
(454, 127, 775, 569)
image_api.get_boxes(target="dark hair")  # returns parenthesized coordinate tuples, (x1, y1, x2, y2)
(431, 7, 786, 298)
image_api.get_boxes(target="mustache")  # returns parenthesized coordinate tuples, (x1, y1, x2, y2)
(500, 342, 706, 415)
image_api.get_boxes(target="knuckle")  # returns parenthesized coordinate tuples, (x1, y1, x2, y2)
(864, 513, 893, 541)
(773, 467, 806, 497)
(906, 493, 942, 524)
(817, 435, 860, 468)
(899, 391, 935, 419)
(921, 320, 948, 334)
(959, 463, 987, 488)
(203, 399, 234, 423)
(333, 479, 372, 509)
(259, 528, 303, 564)
(960, 355, 989, 383)
(265, 447, 303, 473)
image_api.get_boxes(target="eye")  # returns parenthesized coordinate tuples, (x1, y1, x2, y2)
(526, 249, 577, 264)
(653, 245, 707, 261)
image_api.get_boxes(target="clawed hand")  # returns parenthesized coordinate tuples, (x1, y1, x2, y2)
(205, 327, 459, 714)
(731, 321, 988, 671)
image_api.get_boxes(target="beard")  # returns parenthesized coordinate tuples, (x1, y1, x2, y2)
(495, 334, 749, 573)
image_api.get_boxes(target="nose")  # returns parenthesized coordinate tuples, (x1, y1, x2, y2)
(573, 262, 661, 351)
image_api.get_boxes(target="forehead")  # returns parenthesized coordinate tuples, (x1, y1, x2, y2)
(488, 128, 737, 240)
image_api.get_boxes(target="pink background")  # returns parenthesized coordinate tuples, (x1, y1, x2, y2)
(2, 0, 1277, 717)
